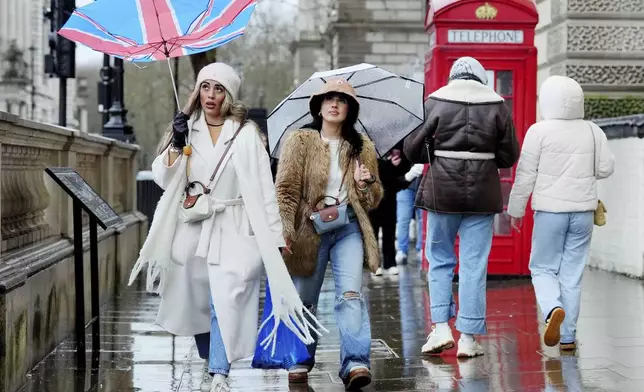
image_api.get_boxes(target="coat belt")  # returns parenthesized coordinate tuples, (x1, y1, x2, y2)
(195, 197, 245, 260)
(434, 150, 495, 160)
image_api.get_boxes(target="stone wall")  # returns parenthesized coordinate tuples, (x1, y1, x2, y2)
(590, 115, 644, 279)
(0, 111, 147, 392)
(334, 0, 427, 77)
(535, 0, 644, 113)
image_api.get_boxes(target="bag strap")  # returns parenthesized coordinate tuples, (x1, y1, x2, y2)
(186, 121, 246, 193)
(312, 154, 362, 210)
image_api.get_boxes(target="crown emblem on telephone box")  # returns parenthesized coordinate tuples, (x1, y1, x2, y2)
(476, 2, 498, 19)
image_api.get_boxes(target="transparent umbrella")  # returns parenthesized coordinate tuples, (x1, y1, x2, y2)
(267, 63, 425, 159)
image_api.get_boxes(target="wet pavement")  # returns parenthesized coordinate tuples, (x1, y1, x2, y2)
(20, 257, 644, 392)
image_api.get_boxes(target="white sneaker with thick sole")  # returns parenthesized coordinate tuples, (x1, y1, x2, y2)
(387, 266, 400, 275)
(421, 326, 455, 355)
(395, 251, 407, 264)
(374, 268, 383, 276)
(209, 374, 230, 392)
(200, 363, 212, 392)
(456, 337, 484, 358)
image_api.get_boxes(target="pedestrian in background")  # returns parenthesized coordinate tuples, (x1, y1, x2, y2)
(404, 56, 519, 358)
(508, 75, 615, 351)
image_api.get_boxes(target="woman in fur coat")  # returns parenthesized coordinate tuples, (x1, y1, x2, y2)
(275, 78, 383, 390)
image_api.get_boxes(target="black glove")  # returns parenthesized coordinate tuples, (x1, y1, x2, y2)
(171, 111, 190, 149)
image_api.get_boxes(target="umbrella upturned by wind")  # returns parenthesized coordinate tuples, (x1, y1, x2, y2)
(58, 0, 256, 62)
(267, 63, 425, 159)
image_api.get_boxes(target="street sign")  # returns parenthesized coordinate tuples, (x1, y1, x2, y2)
(45, 167, 122, 364)
(45, 167, 122, 229)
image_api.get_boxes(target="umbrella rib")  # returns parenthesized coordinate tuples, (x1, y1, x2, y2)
(356, 117, 386, 159)
(270, 112, 312, 156)
(352, 75, 398, 89)
(356, 95, 424, 122)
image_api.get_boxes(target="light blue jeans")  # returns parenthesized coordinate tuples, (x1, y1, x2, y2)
(426, 212, 494, 334)
(396, 188, 422, 254)
(530, 211, 593, 344)
(194, 291, 231, 376)
(292, 219, 371, 380)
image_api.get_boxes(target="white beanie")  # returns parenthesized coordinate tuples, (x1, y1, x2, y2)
(196, 62, 241, 101)
(449, 56, 488, 85)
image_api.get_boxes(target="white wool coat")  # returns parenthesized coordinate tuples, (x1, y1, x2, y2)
(507, 76, 615, 218)
(151, 115, 286, 363)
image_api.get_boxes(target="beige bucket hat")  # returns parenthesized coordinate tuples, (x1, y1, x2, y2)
(309, 77, 360, 117)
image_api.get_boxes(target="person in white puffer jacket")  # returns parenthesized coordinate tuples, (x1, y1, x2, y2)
(507, 75, 615, 352)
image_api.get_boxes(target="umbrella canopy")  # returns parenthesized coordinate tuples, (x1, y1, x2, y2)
(267, 63, 425, 159)
(58, 0, 256, 62)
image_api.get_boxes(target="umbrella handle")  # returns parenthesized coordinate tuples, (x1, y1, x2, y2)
(166, 58, 181, 114)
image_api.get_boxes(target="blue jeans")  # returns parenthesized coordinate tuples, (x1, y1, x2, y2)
(292, 220, 371, 379)
(396, 188, 422, 254)
(426, 212, 494, 334)
(530, 211, 593, 343)
(194, 292, 231, 376)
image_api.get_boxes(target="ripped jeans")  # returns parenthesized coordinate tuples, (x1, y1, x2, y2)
(291, 219, 371, 380)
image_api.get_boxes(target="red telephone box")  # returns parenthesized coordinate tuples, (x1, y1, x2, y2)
(419, 0, 538, 276)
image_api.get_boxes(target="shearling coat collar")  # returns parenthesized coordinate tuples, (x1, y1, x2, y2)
(275, 129, 384, 276)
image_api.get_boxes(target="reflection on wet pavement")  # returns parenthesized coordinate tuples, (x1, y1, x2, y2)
(20, 261, 644, 391)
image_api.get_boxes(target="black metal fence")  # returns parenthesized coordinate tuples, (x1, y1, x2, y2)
(137, 171, 163, 231)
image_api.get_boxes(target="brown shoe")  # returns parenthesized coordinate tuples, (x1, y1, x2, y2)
(544, 307, 565, 347)
(560, 341, 577, 351)
(344, 366, 371, 391)
(288, 371, 309, 384)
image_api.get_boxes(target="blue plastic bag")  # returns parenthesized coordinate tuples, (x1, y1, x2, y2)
(251, 280, 311, 369)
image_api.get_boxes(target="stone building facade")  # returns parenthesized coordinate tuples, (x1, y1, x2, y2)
(535, 0, 644, 119)
(0, 0, 80, 127)
(294, 0, 428, 82)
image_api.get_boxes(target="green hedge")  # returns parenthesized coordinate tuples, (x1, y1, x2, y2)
(585, 96, 644, 120)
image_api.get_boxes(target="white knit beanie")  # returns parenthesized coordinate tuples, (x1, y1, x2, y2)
(449, 56, 488, 85)
(196, 62, 241, 101)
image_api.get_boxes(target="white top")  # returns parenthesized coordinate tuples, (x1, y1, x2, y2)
(322, 135, 348, 205)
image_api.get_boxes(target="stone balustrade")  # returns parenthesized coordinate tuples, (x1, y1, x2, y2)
(0, 111, 147, 392)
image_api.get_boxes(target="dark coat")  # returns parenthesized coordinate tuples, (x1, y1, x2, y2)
(403, 79, 520, 214)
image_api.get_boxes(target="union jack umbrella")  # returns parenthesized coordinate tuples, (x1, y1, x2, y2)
(58, 0, 257, 105)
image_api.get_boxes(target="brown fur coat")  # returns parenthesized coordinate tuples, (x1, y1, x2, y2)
(275, 129, 384, 277)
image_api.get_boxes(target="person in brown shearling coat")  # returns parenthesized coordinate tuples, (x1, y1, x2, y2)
(275, 78, 383, 390)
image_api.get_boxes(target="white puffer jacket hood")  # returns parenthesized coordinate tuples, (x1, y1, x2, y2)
(507, 76, 615, 217)
(539, 75, 585, 121)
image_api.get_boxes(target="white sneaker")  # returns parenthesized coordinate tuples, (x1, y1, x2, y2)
(200, 363, 212, 391)
(421, 325, 455, 355)
(374, 268, 383, 276)
(395, 251, 407, 264)
(456, 336, 484, 358)
(387, 266, 399, 275)
(209, 374, 230, 392)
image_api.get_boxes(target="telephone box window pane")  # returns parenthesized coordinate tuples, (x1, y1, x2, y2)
(494, 211, 512, 235)
(504, 98, 514, 117)
(502, 181, 512, 205)
(485, 70, 494, 90)
(496, 71, 513, 96)
(499, 168, 513, 178)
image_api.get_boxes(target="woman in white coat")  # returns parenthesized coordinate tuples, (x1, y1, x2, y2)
(507, 75, 615, 352)
(129, 63, 323, 392)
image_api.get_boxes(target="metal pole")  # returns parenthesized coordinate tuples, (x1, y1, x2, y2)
(59, 78, 67, 126)
(100, 54, 112, 127)
(103, 58, 134, 142)
(89, 216, 100, 350)
(29, 46, 36, 120)
(73, 199, 86, 362)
